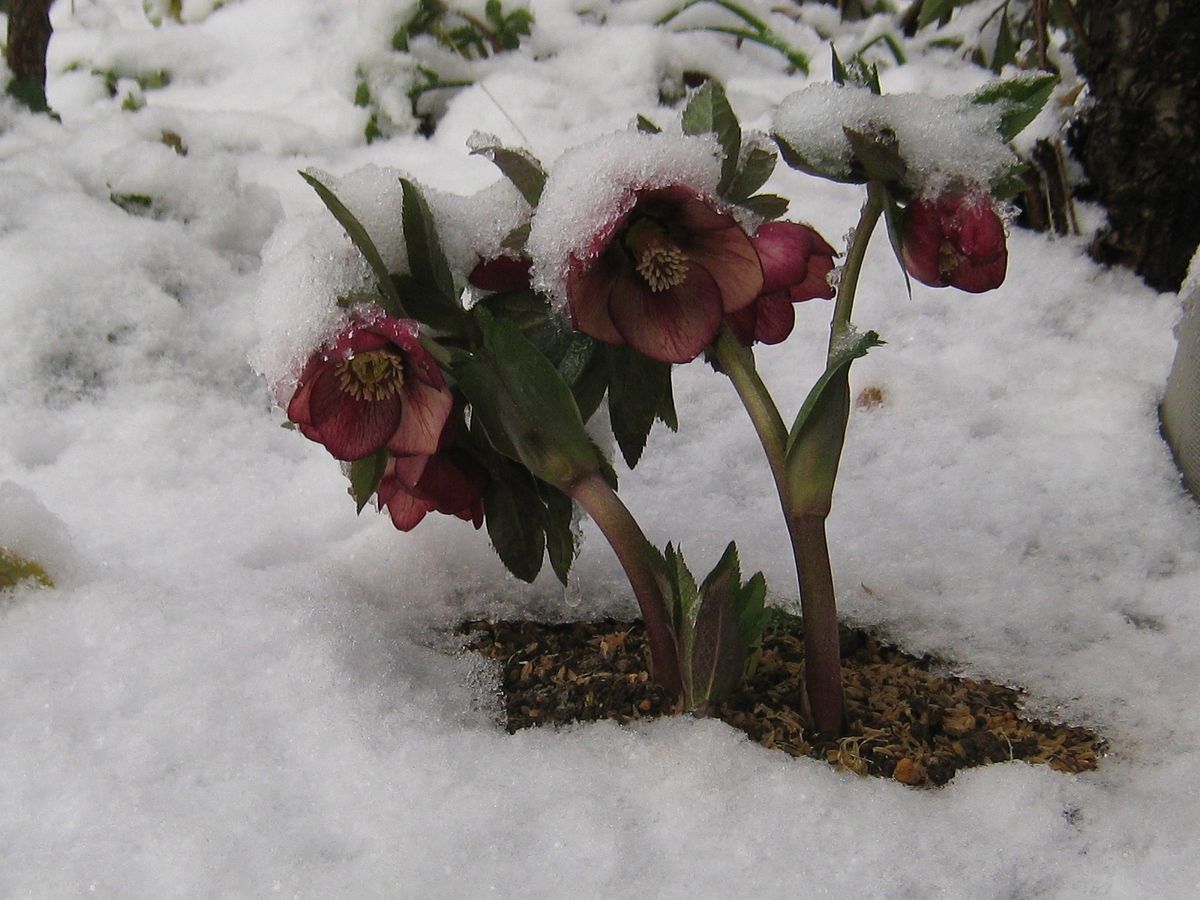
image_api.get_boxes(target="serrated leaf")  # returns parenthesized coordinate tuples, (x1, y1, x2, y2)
(727, 145, 777, 203)
(844, 126, 907, 184)
(348, 449, 389, 513)
(483, 465, 546, 583)
(400, 177, 457, 302)
(300, 171, 403, 317)
(681, 81, 741, 195)
(690, 547, 742, 704)
(991, 9, 1018, 74)
(470, 143, 546, 206)
(636, 114, 662, 134)
(970, 73, 1059, 141)
(540, 483, 576, 585)
(605, 344, 673, 468)
(917, 0, 960, 31)
(739, 193, 790, 220)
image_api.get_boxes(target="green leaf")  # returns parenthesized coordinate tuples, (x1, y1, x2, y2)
(483, 463, 546, 583)
(656, 542, 699, 635)
(970, 73, 1058, 141)
(681, 81, 741, 195)
(831, 44, 848, 85)
(726, 145, 777, 202)
(605, 344, 674, 468)
(991, 161, 1030, 200)
(991, 9, 1018, 74)
(636, 114, 663, 134)
(400, 177, 457, 301)
(469, 142, 546, 206)
(501, 221, 531, 251)
(917, 0, 960, 31)
(454, 308, 601, 490)
(348, 449, 389, 514)
(844, 126, 908, 184)
(300, 170, 404, 317)
(0, 548, 54, 590)
(738, 193, 790, 220)
(881, 192, 913, 300)
(540, 483, 576, 585)
(689, 542, 745, 703)
(773, 133, 863, 184)
(393, 273, 469, 334)
(785, 330, 884, 513)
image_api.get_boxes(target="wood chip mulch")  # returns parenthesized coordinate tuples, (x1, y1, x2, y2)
(460, 615, 1105, 787)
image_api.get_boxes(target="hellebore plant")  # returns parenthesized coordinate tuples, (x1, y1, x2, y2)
(280, 66, 1054, 729)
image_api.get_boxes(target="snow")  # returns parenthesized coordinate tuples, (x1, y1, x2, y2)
(773, 82, 1016, 195)
(528, 129, 722, 305)
(2, 0, 1199, 896)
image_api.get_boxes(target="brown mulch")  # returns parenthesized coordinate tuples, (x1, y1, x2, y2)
(460, 615, 1104, 787)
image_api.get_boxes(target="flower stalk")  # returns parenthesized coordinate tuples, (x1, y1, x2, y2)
(569, 472, 683, 694)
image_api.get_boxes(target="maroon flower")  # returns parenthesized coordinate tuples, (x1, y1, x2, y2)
(377, 450, 488, 531)
(726, 221, 837, 345)
(901, 193, 1008, 293)
(288, 316, 453, 462)
(566, 186, 763, 364)
(469, 255, 533, 293)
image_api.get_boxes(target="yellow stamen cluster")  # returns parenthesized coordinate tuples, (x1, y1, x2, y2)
(636, 243, 689, 293)
(335, 350, 405, 401)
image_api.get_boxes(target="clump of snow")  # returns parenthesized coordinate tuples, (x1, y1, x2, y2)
(430, 176, 530, 272)
(773, 82, 1015, 195)
(528, 129, 723, 304)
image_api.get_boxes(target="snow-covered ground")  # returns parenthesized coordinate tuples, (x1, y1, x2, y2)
(2, 1, 1198, 896)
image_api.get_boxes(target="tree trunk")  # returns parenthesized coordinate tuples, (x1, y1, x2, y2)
(4, 0, 54, 112)
(1070, 0, 1200, 293)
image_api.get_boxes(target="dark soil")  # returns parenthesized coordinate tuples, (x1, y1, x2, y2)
(460, 615, 1104, 787)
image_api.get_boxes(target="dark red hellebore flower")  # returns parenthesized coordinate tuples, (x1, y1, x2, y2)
(469, 254, 533, 293)
(726, 220, 837, 345)
(901, 193, 1008, 293)
(377, 450, 488, 531)
(566, 186, 763, 364)
(288, 316, 454, 462)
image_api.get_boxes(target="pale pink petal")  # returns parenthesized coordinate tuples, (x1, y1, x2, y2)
(387, 378, 454, 457)
(384, 489, 431, 531)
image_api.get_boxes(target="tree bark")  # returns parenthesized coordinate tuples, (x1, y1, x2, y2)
(5, 0, 54, 86)
(1070, 0, 1200, 293)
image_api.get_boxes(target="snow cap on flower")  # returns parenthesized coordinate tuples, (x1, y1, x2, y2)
(528, 130, 725, 307)
(287, 315, 454, 462)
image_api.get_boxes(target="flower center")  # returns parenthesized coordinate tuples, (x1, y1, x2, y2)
(336, 350, 405, 401)
(625, 218, 689, 293)
(938, 240, 963, 276)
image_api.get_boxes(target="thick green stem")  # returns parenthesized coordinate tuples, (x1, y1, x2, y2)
(829, 182, 886, 353)
(570, 472, 682, 694)
(789, 514, 845, 734)
(711, 326, 788, 486)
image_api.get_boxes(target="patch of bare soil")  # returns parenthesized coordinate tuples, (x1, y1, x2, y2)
(461, 615, 1104, 787)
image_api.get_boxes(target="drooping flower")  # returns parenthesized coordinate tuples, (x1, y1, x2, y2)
(377, 449, 488, 532)
(566, 186, 763, 363)
(901, 193, 1008, 293)
(469, 254, 533, 293)
(287, 316, 453, 462)
(726, 221, 837, 345)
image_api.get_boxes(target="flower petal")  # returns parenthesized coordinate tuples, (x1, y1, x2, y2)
(469, 255, 532, 293)
(383, 488, 431, 531)
(688, 224, 763, 313)
(901, 199, 950, 287)
(306, 368, 405, 461)
(608, 263, 723, 363)
(567, 253, 623, 345)
(751, 293, 798, 345)
(754, 221, 837, 296)
(951, 254, 1007, 293)
(413, 451, 488, 515)
(387, 377, 454, 457)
